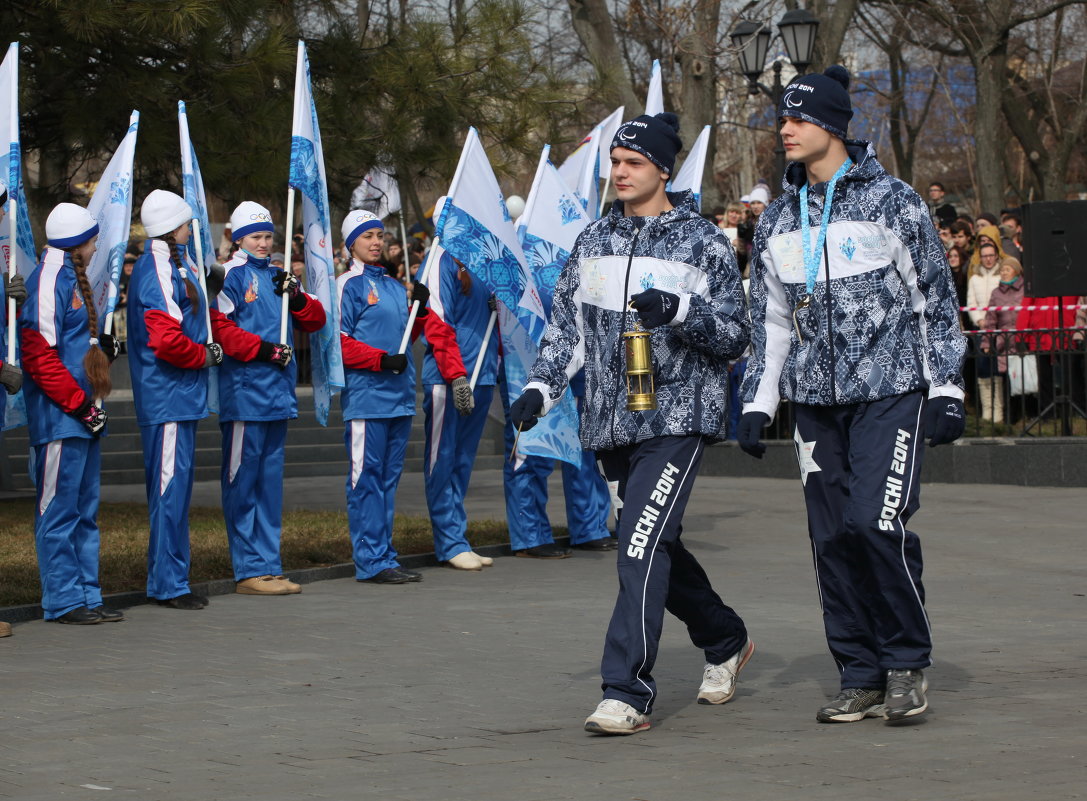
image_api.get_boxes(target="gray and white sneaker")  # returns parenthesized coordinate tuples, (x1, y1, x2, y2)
(816, 688, 886, 723)
(697, 638, 756, 704)
(884, 669, 928, 721)
(584, 699, 651, 735)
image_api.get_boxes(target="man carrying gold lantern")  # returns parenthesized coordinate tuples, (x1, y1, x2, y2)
(510, 112, 753, 736)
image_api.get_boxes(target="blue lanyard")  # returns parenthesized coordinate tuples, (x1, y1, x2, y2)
(800, 159, 852, 296)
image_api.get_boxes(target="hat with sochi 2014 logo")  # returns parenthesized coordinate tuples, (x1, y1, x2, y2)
(778, 65, 853, 139)
(230, 201, 275, 240)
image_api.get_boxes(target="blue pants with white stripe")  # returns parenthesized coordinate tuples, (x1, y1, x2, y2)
(794, 391, 931, 690)
(422, 383, 493, 562)
(344, 416, 411, 579)
(141, 421, 198, 600)
(597, 435, 748, 715)
(32, 437, 103, 619)
(221, 419, 286, 581)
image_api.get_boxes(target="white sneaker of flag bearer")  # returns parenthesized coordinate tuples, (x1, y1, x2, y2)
(284, 39, 344, 426)
(424, 127, 581, 468)
(178, 99, 219, 413)
(1, 40, 37, 431)
(85, 109, 139, 408)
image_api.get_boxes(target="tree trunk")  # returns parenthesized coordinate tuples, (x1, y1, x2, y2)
(805, 0, 861, 70)
(356, 0, 370, 41)
(974, 45, 1008, 214)
(676, 0, 721, 208)
(565, 0, 640, 113)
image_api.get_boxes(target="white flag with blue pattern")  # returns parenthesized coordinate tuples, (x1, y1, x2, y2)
(669, 124, 711, 211)
(288, 40, 345, 427)
(1, 41, 35, 430)
(645, 59, 664, 116)
(596, 106, 625, 182)
(557, 126, 601, 219)
(434, 128, 581, 466)
(86, 110, 138, 324)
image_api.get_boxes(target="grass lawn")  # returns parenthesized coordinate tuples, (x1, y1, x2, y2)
(0, 501, 525, 608)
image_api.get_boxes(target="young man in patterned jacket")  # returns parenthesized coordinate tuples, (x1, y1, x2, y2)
(737, 66, 967, 724)
(510, 112, 754, 735)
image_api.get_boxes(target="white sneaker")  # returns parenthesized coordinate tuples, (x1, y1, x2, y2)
(697, 639, 755, 705)
(446, 551, 483, 571)
(471, 551, 494, 567)
(584, 699, 651, 735)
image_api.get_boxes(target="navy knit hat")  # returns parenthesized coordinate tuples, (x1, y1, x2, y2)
(611, 112, 683, 175)
(778, 65, 853, 139)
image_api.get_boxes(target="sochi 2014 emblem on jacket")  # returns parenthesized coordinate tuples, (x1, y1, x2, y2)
(244, 275, 259, 303)
(71, 288, 83, 310)
(367, 278, 380, 305)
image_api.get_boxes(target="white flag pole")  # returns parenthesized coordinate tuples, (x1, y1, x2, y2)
(469, 310, 497, 391)
(598, 174, 611, 218)
(397, 204, 410, 284)
(279, 187, 295, 344)
(6, 196, 16, 363)
(397, 234, 440, 354)
(190, 218, 213, 343)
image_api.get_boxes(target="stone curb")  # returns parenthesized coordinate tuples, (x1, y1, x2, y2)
(0, 537, 572, 624)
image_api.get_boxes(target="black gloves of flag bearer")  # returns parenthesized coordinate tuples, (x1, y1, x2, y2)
(510, 388, 544, 431)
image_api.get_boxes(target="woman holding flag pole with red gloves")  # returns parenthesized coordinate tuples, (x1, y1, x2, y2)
(337, 209, 463, 583)
(210, 201, 325, 596)
(127, 190, 223, 610)
(19, 203, 123, 624)
(418, 247, 500, 571)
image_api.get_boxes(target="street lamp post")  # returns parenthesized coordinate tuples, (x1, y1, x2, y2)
(730, 9, 820, 190)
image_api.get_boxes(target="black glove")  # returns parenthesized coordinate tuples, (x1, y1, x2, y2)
(205, 264, 226, 298)
(273, 269, 300, 297)
(257, 341, 293, 368)
(487, 294, 498, 312)
(73, 399, 107, 435)
(379, 353, 408, 374)
(204, 343, 223, 367)
(0, 362, 22, 395)
(736, 412, 769, 459)
(629, 288, 680, 329)
(411, 281, 430, 317)
(451, 376, 474, 415)
(510, 388, 544, 431)
(98, 334, 121, 363)
(925, 397, 965, 447)
(3, 273, 27, 308)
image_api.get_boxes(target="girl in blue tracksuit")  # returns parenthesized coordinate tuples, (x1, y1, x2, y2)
(128, 190, 223, 610)
(336, 210, 465, 584)
(419, 251, 500, 571)
(210, 201, 326, 596)
(19, 203, 122, 625)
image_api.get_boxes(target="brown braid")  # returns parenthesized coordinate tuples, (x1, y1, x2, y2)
(66, 248, 112, 400)
(161, 232, 200, 309)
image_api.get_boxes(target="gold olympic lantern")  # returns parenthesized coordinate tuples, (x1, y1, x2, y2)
(623, 324, 657, 411)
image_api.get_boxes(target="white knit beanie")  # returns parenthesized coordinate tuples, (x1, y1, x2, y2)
(230, 201, 275, 240)
(46, 203, 99, 248)
(141, 190, 193, 238)
(340, 209, 383, 251)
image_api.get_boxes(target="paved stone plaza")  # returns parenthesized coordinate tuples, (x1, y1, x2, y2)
(2, 474, 1084, 800)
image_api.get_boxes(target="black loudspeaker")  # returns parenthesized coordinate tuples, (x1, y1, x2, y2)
(1021, 200, 1087, 296)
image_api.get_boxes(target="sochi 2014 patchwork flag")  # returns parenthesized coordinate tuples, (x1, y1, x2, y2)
(434, 128, 581, 466)
(0, 41, 34, 430)
(86, 110, 139, 325)
(288, 40, 344, 427)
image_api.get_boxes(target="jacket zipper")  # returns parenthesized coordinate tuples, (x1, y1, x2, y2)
(611, 225, 643, 448)
(822, 221, 837, 406)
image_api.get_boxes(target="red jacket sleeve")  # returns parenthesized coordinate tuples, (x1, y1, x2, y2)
(210, 308, 263, 361)
(19, 328, 88, 413)
(340, 332, 386, 371)
(145, 310, 207, 370)
(291, 293, 326, 333)
(422, 313, 467, 381)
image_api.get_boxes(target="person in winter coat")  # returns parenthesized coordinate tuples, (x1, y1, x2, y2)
(978, 257, 1025, 423)
(1016, 291, 1083, 413)
(511, 112, 753, 735)
(336, 210, 464, 583)
(19, 203, 124, 624)
(418, 250, 501, 571)
(737, 66, 966, 725)
(210, 202, 326, 596)
(128, 190, 223, 610)
(966, 241, 1003, 330)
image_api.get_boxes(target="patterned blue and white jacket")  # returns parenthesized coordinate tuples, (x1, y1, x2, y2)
(741, 141, 966, 418)
(524, 190, 749, 451)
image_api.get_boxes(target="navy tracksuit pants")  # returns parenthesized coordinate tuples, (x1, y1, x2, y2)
(793, 391, 932, 690)
(597, 435, 748, 715)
